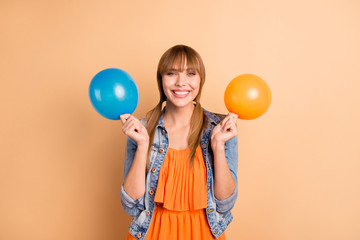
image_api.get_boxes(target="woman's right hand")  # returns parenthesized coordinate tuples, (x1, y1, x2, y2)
(120, 114, 149, 146)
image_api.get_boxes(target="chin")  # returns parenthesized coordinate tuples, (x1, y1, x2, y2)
(167, 99, 194, 109)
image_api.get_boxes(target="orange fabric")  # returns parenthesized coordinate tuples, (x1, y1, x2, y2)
(154, 146, 207, 211)
(126, 146, 225, 240)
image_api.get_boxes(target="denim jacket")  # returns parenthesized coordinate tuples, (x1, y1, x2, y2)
(120, 108, 238, 239)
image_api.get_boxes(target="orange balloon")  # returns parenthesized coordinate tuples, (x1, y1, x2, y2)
(224, 74, 272, 120)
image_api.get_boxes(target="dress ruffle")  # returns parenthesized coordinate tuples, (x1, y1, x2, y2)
(126, 145, 225, 240)
(154, 146, 207, 211)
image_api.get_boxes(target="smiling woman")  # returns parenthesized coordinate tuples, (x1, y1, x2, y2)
(162, 66, 200, 108)
(119, 45, 239, 240)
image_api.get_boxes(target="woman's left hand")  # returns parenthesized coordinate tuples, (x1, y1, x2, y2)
(211, 113, 238, 149)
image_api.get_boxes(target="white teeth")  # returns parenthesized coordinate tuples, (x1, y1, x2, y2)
(174, 91, 189, 95)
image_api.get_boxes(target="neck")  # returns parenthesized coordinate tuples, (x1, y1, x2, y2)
(163, 102, 195, 128)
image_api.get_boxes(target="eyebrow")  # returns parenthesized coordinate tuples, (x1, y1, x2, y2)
(166, 68, 197, 72)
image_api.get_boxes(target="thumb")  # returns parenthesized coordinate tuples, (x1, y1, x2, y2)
(120, 114, 130, 124)
(229, 113, 238, 122)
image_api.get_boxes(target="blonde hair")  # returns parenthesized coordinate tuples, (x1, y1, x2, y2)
(145, 45, 207, 170)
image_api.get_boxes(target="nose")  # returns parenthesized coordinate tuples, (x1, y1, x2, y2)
(175, 72, 186, 86)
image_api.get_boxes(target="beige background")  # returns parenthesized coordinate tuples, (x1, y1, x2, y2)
(1, 0, 359, 239)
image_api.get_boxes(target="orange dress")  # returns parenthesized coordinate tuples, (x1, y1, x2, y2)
(126, 146, 226, 240)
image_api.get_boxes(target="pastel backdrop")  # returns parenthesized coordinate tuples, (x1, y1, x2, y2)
(1, 0, 359, 240)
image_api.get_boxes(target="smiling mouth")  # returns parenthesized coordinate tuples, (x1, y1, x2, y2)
(172, 90, 190, 98)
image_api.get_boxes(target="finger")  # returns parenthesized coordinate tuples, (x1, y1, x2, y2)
(210, 125, 221, 138)
(122, 116, 138, 128)
(121, 117, 134, 128)
(220, 114, 231, 126)
(229, 113, 238, 122)
(138, 124, 146, 134)
(122, 119, 137, 134)
(133, 121, 142, 132)
(224, 118, 237, 132)
(221, 116, 232, 128)
(222, 120, 234, 132)
(124, 119, 143, 134)
(120, 114, 131, 124)
(224, 113, 238, 126)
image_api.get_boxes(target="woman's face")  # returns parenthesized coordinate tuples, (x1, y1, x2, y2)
(162, 65, 201, 109)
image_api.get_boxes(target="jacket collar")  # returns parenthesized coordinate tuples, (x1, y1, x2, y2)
(203, 108, 222, 126)
(156, 108, 166, 128)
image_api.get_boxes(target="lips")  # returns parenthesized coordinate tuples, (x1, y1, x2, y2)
(171, 90, 190, 98)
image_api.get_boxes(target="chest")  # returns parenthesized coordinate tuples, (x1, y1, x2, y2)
(166, 126, 190, 150)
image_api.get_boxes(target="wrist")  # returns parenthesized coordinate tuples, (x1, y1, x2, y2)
(211, 141, 225, 152)
(137, 140, 149, 149)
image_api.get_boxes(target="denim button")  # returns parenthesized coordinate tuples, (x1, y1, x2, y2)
(159, 148, 164, 153)
(151, 167, 156, 173)
(207, 208, 214, 213)
(146, 210, 150, 216)
(149, 190, 154, 195)
(137, 232, 141, 238)
(162, 129, 166, 135)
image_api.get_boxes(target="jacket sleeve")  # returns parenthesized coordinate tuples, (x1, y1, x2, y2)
(120, 135, 146, 217)
(214, 135, 239, 213)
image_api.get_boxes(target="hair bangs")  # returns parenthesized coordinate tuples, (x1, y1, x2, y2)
(159, 47, 201, 75)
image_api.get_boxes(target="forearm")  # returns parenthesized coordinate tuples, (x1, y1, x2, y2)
(123, 143, 148, 200)
(212, 143, 236, 200)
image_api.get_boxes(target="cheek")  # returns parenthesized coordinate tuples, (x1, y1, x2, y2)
(162, 79, 174, 100)
(190, 78, 201, 93)
(162, 79, 171, 92)
(193, 87, 200, 98)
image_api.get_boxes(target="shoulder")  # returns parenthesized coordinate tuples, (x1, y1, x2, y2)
(202, 107, 226, 125)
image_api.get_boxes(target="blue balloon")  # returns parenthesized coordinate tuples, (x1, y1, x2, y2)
(89, 68, 139, 120)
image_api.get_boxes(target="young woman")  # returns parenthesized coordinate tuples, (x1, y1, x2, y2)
(120, 45, 238, 240)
